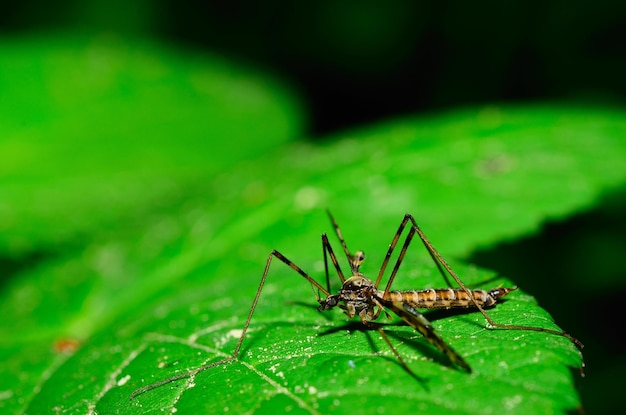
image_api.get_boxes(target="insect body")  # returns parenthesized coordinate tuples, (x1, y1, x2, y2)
(381, 286, 515, 309)
(130, 211, 583, 399)
(318, 272, 517, 373)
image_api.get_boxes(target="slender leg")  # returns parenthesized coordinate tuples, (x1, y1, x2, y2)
(322, 233, 346, 292)
(326, 210, 353, 265)
(369, 220, 473, 372)
(130, 250, 330, 400)
(402, 214, 584, 350)
(374, 215, 410, 288)
(375, 214, 453, 290)
(375, 326, 425, 383)
(384, 301, 471, 372)
(326, 210, 366, 274)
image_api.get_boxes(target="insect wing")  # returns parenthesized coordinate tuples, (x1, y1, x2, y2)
(386, 301, 471, 372)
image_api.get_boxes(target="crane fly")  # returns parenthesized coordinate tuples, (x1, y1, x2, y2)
(130, 211, 584, 399)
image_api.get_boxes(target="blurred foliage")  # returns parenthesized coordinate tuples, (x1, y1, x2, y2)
(0, 33, 303, 255)
(2, 1, 625, 133)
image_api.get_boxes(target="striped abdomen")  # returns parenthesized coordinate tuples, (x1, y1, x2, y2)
(381, 287, 515, 309)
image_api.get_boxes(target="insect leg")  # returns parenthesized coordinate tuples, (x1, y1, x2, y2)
(385, 301, 472, 372)
(228, 250, 330, 361)
(374, 214, 410, 288)
(404, 214, 584, 350)
(374, 214, 455, 290)
(326, 210, 353, 264)
(130, 250, 330, 400)
(353, 305, 424, 381)
(323, 233, 346, 291)
(381, 225, 416, 295)
(326, 210, 366, 274)
(374, 325, 425, 382)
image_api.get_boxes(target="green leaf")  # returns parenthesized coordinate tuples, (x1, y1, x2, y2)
(0, 33, 303, 255)
(3, 36, 625, 414)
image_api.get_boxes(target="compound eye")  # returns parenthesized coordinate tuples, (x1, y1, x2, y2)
(320, 295, 338, 309)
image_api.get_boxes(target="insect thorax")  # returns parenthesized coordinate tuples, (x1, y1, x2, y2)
(317, 274, 381, 320)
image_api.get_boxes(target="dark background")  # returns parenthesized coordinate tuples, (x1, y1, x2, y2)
(2, 1, 625, 413)
(2, 1, 625, 135)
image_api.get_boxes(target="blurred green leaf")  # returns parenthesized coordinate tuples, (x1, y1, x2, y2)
(2, 35, 625, 414)
(0, 33, 304, 255)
